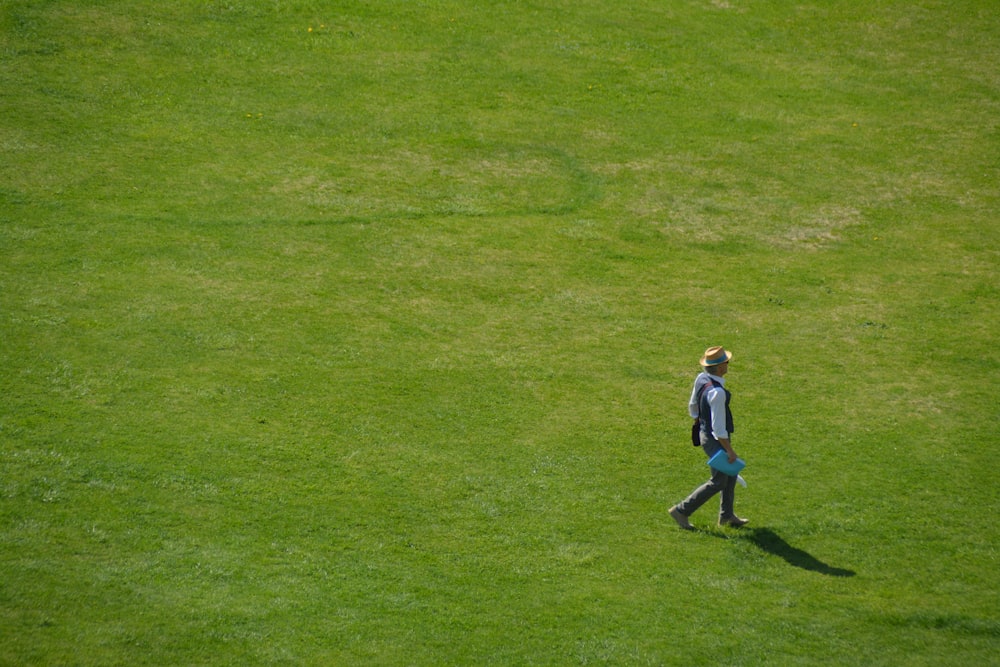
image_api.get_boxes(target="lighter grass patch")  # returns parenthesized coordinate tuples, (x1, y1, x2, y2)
(273, 144, 592, 218)
(780, 203, 863, 249)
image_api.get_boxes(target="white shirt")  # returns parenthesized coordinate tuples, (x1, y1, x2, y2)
(688, 371, 731, 441)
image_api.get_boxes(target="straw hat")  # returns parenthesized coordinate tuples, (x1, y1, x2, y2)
(700, 346, 733, 367)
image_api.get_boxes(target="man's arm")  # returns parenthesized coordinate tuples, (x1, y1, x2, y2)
(718, 437, 738, 463)
(707, 389, 737, 462)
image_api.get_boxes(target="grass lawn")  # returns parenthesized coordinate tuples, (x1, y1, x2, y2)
(1, 0, 998, 664)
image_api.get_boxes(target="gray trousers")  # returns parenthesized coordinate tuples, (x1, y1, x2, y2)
(675, 435, 737, 519)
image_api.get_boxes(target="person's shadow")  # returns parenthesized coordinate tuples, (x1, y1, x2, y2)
(739, 527, 856, 577)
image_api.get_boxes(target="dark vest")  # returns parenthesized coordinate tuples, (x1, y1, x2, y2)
(698, 379, 734, 438)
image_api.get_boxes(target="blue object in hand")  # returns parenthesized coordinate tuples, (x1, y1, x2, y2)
(707, 449, 746, 476)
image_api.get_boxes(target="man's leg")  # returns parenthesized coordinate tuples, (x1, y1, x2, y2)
(718, 473, 737, 520)
(718, 475, 749, 527)
(675, 467, 730, 517)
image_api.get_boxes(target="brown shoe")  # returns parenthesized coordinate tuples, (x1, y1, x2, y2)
(719, 515, 749, 528)
(669, 506, 694, 531)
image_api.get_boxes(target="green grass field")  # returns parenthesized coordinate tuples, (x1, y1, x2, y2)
(2, 0, 998, 664)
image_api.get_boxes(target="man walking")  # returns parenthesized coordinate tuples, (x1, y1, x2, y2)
(669, 346, 749, 530)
